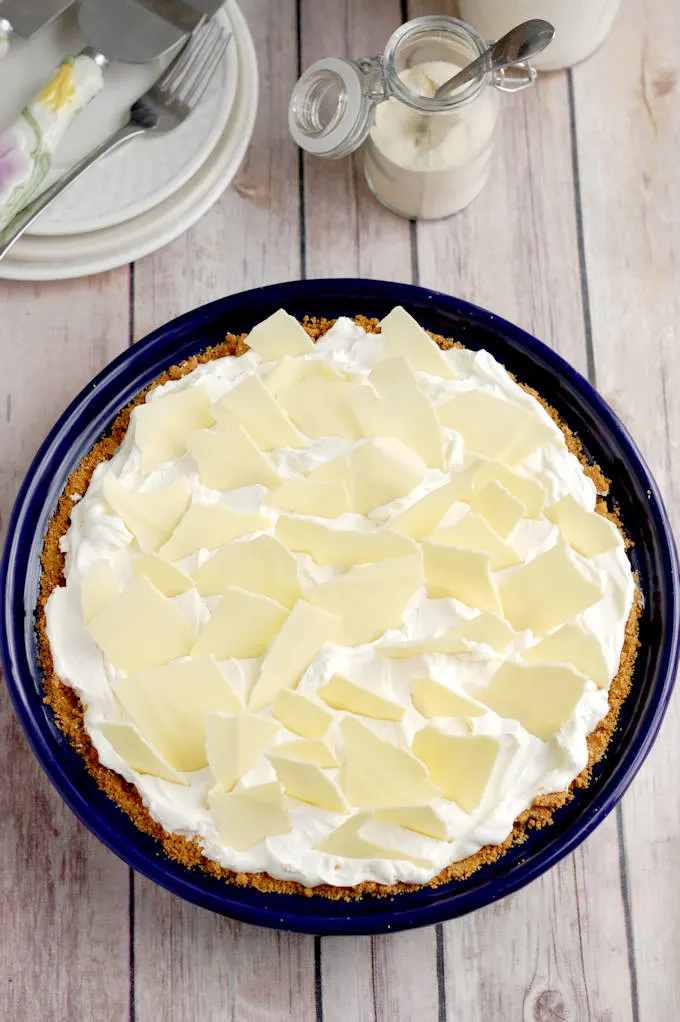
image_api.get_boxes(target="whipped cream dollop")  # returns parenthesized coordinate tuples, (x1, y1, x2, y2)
(45, 316, 635, 887)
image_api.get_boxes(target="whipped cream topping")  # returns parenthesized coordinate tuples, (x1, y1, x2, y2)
(45, 316, 635, 887)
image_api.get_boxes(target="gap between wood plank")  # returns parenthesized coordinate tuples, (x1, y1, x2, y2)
(409, 219, 420, 286)
(616, 807, 641, 1022)
(370, 939, 380, 1020)
(296, 0, 307, 279)
(129, 869, 136, 1022)
(566, 70, 596, 388)
(571, 856, 593, 1019)
(128, 262, 136, 343)
(435, 925, 447, 1022)
(314, 937, 324, 1022)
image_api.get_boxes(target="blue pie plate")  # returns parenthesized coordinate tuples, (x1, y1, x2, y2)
(1, 279, 678, 935)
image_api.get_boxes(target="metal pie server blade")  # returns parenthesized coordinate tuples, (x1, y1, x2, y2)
(128, 0, 225, 32)
(0, 0, 76, 39)
(78, 0, 225, 64)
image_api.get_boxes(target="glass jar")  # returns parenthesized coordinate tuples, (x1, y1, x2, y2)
(458, 0, 620, 71)
(288, 16, 537, 221)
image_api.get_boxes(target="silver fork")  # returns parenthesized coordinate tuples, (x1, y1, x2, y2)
(0, 19, 231, 260)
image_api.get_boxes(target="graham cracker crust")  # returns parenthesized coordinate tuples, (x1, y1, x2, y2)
(35, 317, 641, 901)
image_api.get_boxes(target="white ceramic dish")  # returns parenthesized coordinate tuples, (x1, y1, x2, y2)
(0, 0, 257, 279)
(0, 6, 238, 236)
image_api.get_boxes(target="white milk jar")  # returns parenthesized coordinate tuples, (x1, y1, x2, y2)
(289, 16, 538, 221)
(458, 0, 620, 71)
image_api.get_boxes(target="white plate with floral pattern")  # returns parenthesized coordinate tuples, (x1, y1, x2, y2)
(0, 0, 257, 279)
(0, 0, 242, 238)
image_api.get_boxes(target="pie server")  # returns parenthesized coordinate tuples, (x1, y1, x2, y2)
(0, 0, 225, 231)
(0, 0, 77, 61)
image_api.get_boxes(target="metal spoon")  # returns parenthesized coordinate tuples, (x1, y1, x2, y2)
(434, 19, 555, 100)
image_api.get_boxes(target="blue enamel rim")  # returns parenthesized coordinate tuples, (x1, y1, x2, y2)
(1, 279, 678, 936)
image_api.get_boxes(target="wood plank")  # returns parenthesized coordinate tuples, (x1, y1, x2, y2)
(320, 938, 375, 1022)
(372, 929, 441, 1022)
(133, 0, 302, 342)
(321, 931, 440, 1022)
(134, 878, 316, 1022)
(405, 2, 636, 1016)
(131, 3, 317, 1020)
(0, 271, 131, 1021)
(572, 0, 680, 1017)
(442, 817, 631, 1021)
(301, 3, 441, 1018)
(300, 0, 412, 283)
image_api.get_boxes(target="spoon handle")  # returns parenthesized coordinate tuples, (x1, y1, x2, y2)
(435, 18, 555, 100)
(0, 19, 11, 61)
(435, 54, 490, 98)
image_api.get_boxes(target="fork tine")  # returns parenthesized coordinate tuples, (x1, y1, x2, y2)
(173, 22, 225, 104)
(169, 22, 220, 100)
(157, 19, 217, 94)
(181, 30, 231, 108)
(157, 21, 212, 92)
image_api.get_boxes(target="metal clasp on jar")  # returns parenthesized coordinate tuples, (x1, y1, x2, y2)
(492, 60, 538, 92)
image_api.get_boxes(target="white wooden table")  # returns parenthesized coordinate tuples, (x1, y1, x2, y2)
(1, 0, 678, 1018)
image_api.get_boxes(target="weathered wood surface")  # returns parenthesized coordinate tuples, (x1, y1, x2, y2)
(573, 1, 680, 1019)
(1, 0, 678, 1017)
(0, 274, 132, 1020)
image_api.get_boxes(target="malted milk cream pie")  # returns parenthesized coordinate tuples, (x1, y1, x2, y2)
(37, 307, 639, 898)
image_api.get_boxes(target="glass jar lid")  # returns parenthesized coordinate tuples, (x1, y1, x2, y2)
(288, 57, 382, 159)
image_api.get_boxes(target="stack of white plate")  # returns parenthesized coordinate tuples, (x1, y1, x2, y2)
(0, 0, 258, 280)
